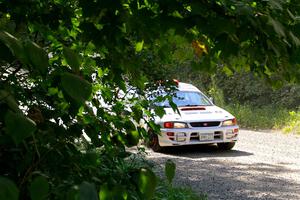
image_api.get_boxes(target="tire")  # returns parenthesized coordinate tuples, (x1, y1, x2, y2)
(148, 133, 163, 152)
(217, 142, 235, 150)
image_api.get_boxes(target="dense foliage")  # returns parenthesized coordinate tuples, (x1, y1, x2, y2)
(1, 0, 300, 199)
(171, 65, 300, 131)
(214, 71, 300, 108)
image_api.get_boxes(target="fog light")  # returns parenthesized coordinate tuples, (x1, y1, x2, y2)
(167, 132, 174, 136)
(226, 129, 238, 139)
(176, 133, 186, 142)
(166, 132, 174, 141)
(226, 129, 239, 134)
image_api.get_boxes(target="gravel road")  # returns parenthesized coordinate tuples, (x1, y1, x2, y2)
(146, 130, 300, 200)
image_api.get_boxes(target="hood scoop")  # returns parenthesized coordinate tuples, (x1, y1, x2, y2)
(180, 107, 206, 111)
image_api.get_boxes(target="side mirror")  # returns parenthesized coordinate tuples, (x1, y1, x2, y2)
(209, 97, 214, 104)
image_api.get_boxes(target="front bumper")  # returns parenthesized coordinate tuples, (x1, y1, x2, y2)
(158, 126, 239, 147)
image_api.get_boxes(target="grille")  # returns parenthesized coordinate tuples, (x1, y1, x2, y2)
(190, 121, 221, 127)
(190, 132, 199, 141)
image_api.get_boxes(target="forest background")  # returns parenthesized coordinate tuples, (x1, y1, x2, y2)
(1, 0, 300, 199)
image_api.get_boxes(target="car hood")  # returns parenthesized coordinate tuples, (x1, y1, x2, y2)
(157, 106, 235, 122)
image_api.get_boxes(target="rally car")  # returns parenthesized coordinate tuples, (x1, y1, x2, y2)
(149, 81, 239, 152)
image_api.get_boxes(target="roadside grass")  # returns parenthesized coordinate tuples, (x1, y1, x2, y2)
(154, 181, 207, 200)
(225, 104, 300, 134)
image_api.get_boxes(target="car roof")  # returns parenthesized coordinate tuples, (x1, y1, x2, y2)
(178, 82, 201, 92)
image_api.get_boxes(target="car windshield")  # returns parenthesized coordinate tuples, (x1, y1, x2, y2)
(158, 91, 212, 107)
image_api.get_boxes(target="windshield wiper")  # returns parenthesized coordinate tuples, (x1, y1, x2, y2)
(179, 104, 201, 107)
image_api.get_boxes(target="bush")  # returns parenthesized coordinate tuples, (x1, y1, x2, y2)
(282, 111, 300, 134)
(215, 71, 300, 109)
(225, 104, 300, 133)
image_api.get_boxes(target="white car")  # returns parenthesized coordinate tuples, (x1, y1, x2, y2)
(149, 82, 239, 152)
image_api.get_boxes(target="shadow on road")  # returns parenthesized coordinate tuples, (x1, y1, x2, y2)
(149, 147, 300, 200)
(160, 144, 253, 158)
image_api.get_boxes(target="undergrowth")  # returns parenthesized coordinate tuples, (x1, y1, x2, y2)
(225, 104, 300, 134)
(154, 182, 207, 200)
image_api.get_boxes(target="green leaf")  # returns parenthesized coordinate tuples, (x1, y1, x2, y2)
(79, 181, 98, 200)
(47, 87, 59, 96)
(99, 184, 128, 200)
(0, 90, 20, 113)
(61, 73, 92, 104)
(222, 66, 233, 76)
(63, 46, 81, 72)
(136, 168, 157, 200)
(289, 31, 300, 47)
(268, 0, 283, 10)
(132, 75, 147, 90)
(169, 101, 179, 114)
(126, 130, 140, 147)
(5, 111, 36, 145)
(99, 184, 111, 200)
(29, 176, 49, 200)
(0, 177, 19, 200)
(24, 40, 49, 75)
(132, 105, 143, 122)
(0, 31, 27, 63)
(148, 121, 161, 133)
(165, 159, 176, 185)
(268, 17, 286, 38)
(154, 106, 165, 118)
(135, 40, 144, 52)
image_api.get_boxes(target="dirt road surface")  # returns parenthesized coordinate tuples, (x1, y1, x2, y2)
(147, 130, 300, 200)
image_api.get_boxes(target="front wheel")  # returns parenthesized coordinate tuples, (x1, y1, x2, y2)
(217, 142, 235, 150)
(148, 133, 163, 152)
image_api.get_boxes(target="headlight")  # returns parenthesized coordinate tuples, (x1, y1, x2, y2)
(174, 122, 188, 128)
(164, 122, 188, 128)
(222, 118, 237, 126)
